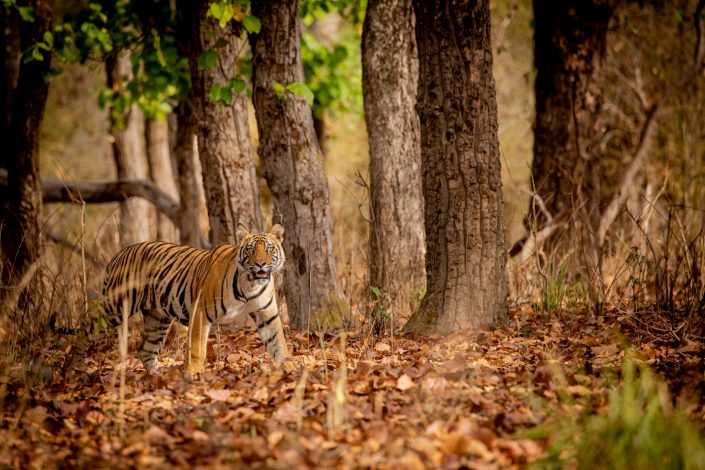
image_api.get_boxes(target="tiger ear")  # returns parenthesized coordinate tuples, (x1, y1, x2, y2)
(269, 224, 284, 243)
(236, 223, 251, 244)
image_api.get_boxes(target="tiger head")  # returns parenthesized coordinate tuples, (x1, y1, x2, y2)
(236, 224, 285, 282)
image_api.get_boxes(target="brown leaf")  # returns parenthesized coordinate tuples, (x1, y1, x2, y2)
(205, 388, 232, 402)
(144, 425, 172, 443)
(396, 374, 416, 391)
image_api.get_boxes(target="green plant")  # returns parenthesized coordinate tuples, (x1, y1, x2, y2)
(528, 358, 705, 470)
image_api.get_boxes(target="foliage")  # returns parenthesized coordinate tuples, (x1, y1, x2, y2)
(301, 31, 362, 119)
(530, 357, 705, 470)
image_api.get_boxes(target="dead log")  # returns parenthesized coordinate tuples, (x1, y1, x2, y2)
(0, 169, 180, 224)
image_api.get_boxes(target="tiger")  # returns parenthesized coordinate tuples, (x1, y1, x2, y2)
(98, 223, 289, 375)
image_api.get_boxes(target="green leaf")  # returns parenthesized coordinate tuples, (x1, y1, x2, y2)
(272, 81, 285, 98)
(220, 87, 232, 104)
(198, 49, 218, 71)
(31, 47, 44, 62)
(229, 78, 245, 93)
(243, 14, 261, 34)
(208, 84, 222, 102)
(370, 286, 382, 297)
(17, 6, 34, 22)
(286, 82, 314, 106)
(43, 31, 53, 47)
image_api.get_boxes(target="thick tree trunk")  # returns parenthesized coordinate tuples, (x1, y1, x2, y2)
(174, 112, 208, 248)
(146, 118, 180, 242)
(182, 1, 262, 246)
(0, 0, 52, 311)
(251, 0, 350, 330)
(363, 0, 425, 323)
(404, 0, 508, 335)
(531, 0, 615, 224)
(106, 53, 153, 246)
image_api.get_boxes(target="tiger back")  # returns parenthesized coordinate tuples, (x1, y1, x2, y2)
(101, 224, 288, 374)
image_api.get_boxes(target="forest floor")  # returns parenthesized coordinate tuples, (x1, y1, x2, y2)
(1, 303, 703, 469)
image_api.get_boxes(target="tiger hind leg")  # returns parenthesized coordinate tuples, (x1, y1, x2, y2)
(138, 309, 173, 373)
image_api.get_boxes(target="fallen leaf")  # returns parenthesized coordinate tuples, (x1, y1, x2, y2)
(396, 374, 416, 391)
(205, 388, 232, 402)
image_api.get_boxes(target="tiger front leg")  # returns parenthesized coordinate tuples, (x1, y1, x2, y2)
(253, 306, 289, 363)
(187, 304, 212, 378)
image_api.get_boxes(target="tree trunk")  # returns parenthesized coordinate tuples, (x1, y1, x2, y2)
(0, 6, 20, 172)
(0, 0, 52, 312)
(182, 0, 262, 246)
(146, 118, 180, 242)
(106, 53, 153, 246)
(250, 0, 350, 330)
(531, 0, 615, 225)
(174, 112, 209, 248)
(404, 0, 508, 335)
(363, 0, 425, 324)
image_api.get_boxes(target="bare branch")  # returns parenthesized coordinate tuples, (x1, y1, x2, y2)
(0, 169, 181, 224)
(596, 3, 705, 248)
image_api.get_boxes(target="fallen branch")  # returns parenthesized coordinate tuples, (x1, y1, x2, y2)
(0, 169, 180, 224)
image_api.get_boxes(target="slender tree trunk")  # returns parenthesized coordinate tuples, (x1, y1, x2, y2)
(363, 0, 425, 324)
(531, 0, 615, 224)
(0, 0, 52, 312)
(174, 112, 208, 248)
(251, 0, 350, 330)
(106, 53, 153, 246)
(404, 0, 508, 335)
(0, 6, 20, 172)
(146, 118, 180, 242)
(181, 0, 262, 246)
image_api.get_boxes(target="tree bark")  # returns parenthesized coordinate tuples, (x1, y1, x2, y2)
(363, 0, 425, 323)
(0, 0, 52, 310)
(404, 0, 508, 335)
(174, 112, 209, 248)
(0, 6, 20, 172)
(250, 0, 350, 330)
(531, 0, 615, 224)
(105, 52, 153, 246)
(146, 118, 180, 242)
(181, 0, 262, 246)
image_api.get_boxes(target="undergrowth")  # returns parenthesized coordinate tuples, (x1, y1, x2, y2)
(529, 357, 705, 470)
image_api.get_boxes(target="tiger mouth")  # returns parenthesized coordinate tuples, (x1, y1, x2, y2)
(254, 270, 270, 280)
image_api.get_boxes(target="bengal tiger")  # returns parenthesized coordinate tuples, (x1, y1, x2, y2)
(98, 224, 289, 375)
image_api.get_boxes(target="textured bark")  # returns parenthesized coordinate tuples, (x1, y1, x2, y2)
(174, 112, 209, 248)
(106, 53, 153, 246)
(531, 0, 615, 224)
(404, 0, 508, 335)
(0, 0, 52, 310)
(182, 0, 262, 246)
(363, 0, 425, 322)
(146, 118, 180, 242)
(251, 0, 350, 330)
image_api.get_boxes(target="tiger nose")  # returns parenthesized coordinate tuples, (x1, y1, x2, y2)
(255, 262, 266, 268)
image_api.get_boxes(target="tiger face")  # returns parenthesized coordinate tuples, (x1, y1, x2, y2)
(236, 224, 285, 283)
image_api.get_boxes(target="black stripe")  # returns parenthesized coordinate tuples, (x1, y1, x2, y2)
(246, 283, 268, 301)
(257, 312, 279, 330)
(233, 268, 245, 301)
(264, 333, 278, 346)
(257, 296, 274, 313)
